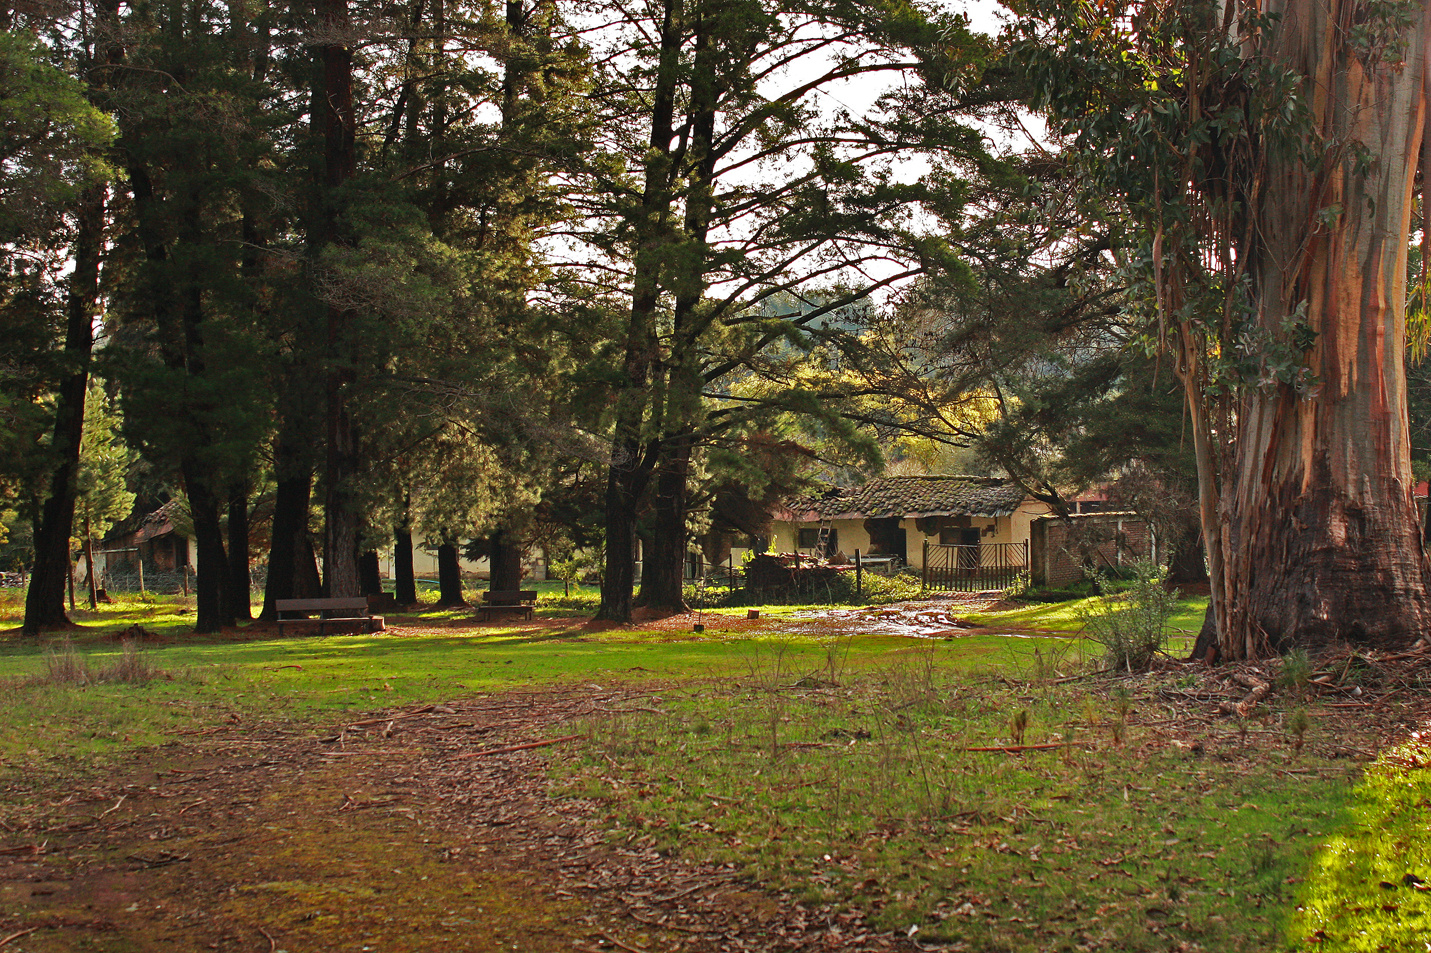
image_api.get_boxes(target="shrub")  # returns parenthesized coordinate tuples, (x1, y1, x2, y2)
(106, 640, 157, 684)
(858, 572, 924, 604)
(1079, 562, 1178, 672)
(39, 638, 161, 685)
(44, 638, 90, 684)
(538, 588, 601, 613)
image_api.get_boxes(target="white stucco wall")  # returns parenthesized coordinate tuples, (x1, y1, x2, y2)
(771, 497, 1056, 570)
(384, 548, 548, 580)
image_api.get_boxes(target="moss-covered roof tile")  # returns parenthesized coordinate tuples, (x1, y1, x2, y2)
(785, 476, 1027, 521)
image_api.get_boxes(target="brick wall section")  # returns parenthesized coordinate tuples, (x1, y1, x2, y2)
(1030, 513, 1154, 588)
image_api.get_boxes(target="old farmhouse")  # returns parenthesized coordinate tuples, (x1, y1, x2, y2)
(766, 476, 1154, 589)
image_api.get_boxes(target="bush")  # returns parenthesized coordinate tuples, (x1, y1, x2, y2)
(538, 588, 601, 612)
(41, 638, 160, 685)
(858, 572, 924, 604)
(44, 638, 90, 684)
(1079, 562, 1178, 672)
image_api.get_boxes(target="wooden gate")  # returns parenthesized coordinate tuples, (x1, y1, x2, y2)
(922, 540, 1029, 592)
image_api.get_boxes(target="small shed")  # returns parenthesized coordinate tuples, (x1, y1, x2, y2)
(98, 499, 191, 580)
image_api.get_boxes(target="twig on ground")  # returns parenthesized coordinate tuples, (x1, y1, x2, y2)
(0, 927, 39, 948)
(599, 932, 650, 953)
(1220, 675, 1271, 717)
(624, 910, 710, 934)
(657, 876, 734, 903)
(965, 743, 1087, 753)
(457, 734, 582, 759)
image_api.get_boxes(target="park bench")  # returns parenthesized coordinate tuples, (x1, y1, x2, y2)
(275, 596, 385, 636)
(479, 589, 537, 622)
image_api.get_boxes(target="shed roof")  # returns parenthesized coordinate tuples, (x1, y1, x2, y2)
(782, 476, 1028, 521)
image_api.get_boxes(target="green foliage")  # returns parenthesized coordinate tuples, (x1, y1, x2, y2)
(74, 381, 136, 542)
(1077, 562, 1179, 672)
(0, 30, 114, 240)
(547, 550, 601, 590)
(857, 571, 924, 604)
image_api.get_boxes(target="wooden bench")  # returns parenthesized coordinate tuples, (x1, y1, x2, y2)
(479, 590, 537, 622)
(276, 597, 384, 636)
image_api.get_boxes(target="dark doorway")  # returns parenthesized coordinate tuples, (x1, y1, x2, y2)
(957, 528, 980, 570)
(864, 518, 906, 562)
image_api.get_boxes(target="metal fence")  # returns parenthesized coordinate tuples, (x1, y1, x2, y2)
(922, 541, 1028, 592)
(100, 568, 268, 595)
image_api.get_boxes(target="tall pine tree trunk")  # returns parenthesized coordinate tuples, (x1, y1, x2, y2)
(359, 551, 382, 596)
(634, 11, 717, 617)
(598, 445, 654, 621)
(22, 186, 104, 635)
(176, 201, 235, 633)
(184, 461, 233, 633)
(595, 0, 681, 623)
(227, 481, 251, 621)
(637, 433, 692, 612)
(1217, 1, 1431, 656)
(315, 0, 362, 598)
(261, 468, 312, 620)
(394, 518, 417, 605)
(489, 526, 524, 591)
(435, 542, 465, 606)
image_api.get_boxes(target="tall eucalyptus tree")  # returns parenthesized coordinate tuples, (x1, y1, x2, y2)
(1016, 0, 1431, 657)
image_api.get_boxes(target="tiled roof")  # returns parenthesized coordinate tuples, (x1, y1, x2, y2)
(782, 476, 1027, 521)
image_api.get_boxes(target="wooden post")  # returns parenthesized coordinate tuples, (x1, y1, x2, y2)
(83, 508, 97, 610)
(138, 555, 144, 594)
(855, 549, 862, 597)
(922, 540, 928, 590)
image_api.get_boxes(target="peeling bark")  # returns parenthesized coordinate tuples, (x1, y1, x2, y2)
(1219, 0, 1431, 655)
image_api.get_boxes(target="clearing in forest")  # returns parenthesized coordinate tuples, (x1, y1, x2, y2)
(1, 597, 1428, 952)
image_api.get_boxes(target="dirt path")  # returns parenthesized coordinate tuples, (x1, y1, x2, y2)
(0, 687, 907, 953)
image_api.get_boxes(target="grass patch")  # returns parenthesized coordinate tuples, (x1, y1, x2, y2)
(561, 661, 1364, 951)
(966, 594, 1209, 646)
(0, 604, 1056, 779)
(1289, 734, 1431, 950)
(2, 586, 1424, 951)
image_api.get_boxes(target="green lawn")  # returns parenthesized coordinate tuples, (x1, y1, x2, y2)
(0, 586, 1422, 951)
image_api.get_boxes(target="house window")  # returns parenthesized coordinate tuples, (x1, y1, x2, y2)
(798, 528, 819, 549)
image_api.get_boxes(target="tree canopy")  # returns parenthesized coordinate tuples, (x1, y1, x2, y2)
(7, 0, 1429, 657)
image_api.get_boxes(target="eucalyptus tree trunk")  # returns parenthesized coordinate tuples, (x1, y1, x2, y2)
(1216, 0, 1431, 657)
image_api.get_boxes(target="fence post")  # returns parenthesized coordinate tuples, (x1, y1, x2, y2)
(855, 549, 862, 597)
(922, 540, 928, 590)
